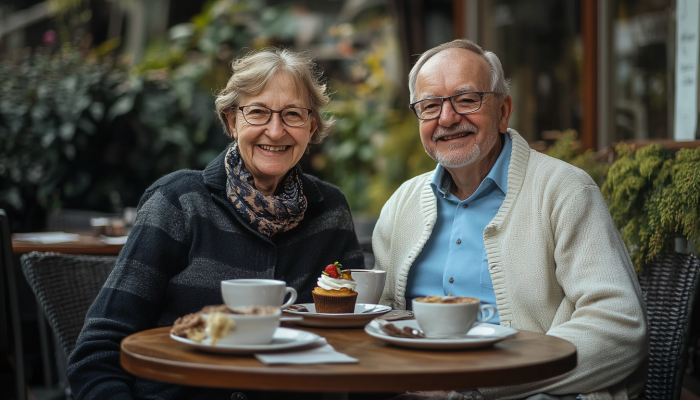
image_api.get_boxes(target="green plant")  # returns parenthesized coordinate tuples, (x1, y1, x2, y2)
(544, 129, 609, 186)
(315, 14, 434, 214)
(602, 144, 700, 272)
(0, 49, 122, 229)
(0, 46, 231, 231)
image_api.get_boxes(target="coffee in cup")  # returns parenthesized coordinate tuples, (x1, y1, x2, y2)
(346, 269, 386, 304)
(412, 296, 496, 337)
(221, 279, 297, 309)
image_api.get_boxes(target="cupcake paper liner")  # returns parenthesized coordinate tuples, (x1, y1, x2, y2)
(312, 291, 358, 313)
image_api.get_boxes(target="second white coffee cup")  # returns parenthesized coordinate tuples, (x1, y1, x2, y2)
(221, 279, 297, 309)
(412, 297, 496, 337)
(346, 269, 386, 304)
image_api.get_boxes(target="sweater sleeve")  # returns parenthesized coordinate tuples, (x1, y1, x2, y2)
(66, 185, 191, 400)
(480, 184, 648, 400)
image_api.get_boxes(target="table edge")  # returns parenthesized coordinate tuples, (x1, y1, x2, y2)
(120, 327, 578, 392)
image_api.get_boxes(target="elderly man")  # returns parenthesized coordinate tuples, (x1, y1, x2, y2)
(373, 39, 647, 400)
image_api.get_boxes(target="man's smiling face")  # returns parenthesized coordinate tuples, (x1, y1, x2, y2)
(415, 48, 503, 169)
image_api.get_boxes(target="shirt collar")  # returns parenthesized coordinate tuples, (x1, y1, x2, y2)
(430, 133, 512, 198)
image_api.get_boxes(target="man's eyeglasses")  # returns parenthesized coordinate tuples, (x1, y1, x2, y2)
(238, 105, 313, 127)
(409, 91, 502, 120)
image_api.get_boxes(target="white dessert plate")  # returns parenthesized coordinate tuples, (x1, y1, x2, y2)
(283, 303, 392, 328)
(170, 327, 322, 354)
(365, 320, 518, 350)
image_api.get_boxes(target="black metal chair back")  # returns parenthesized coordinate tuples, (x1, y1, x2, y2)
(0, 209, 26, 400)
(638, 252, 700, 400)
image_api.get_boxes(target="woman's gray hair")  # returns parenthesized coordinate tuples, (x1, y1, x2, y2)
(408, 39, 509, 102)
(215, 48, 334, 145)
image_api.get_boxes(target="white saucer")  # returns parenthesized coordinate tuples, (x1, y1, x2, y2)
(170, 327, 322, 354)
(365, 320, 518, 350)
(284, 303, 392, 328)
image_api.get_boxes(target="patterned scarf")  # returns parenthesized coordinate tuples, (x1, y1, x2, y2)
(224, 142, 307, 238)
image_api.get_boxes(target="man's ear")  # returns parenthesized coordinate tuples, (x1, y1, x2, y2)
(225, 110, 238, 140)
(498, 95, 514, 133)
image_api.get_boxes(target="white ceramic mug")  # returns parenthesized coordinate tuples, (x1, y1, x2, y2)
(412, 297, 496, 338)
(203, 308, 281, 345)
(347, 269, 386, 304)
(221, 279, 297, 309)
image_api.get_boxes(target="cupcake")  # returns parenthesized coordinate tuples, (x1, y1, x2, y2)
(312, 262, 358, 313)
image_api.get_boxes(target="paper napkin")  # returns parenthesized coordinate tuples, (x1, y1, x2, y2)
(254, 339, 359, 365)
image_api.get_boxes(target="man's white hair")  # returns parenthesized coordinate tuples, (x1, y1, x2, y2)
(408, 39, 510, 102)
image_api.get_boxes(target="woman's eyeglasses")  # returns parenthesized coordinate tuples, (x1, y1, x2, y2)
(238, 105, 312, 127)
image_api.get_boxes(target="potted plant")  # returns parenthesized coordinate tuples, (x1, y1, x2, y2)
(602, 143, 700, 273)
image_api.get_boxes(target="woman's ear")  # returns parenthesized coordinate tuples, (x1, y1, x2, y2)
(309, 116, 318, 139)
(225, 110, 238, 140)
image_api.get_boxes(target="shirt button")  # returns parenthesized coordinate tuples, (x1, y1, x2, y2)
(456, 238, 462, 244)
(463, 203, 469, 209)
(449, 277, 454, 283)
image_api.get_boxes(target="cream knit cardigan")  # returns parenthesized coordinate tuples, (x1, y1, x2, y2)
(373, 129, 648, 400)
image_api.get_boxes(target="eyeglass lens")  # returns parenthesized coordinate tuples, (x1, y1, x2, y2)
(414, 92, 482, 119)
(241, 106, 309, 126)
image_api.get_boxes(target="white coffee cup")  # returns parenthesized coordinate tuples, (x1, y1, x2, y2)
(412, 296, 496, 338)
(347, 269, 386, 304)
(221, 279, 297, 309)
(203, 307, 280, 345)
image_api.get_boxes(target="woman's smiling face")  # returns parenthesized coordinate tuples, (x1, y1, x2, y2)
(226, 73, 317, 195)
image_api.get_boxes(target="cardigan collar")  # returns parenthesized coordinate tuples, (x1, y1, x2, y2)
(202, 143, 324, 205)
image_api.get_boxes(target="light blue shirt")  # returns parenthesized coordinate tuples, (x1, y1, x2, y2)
(405, 134, 512, 323)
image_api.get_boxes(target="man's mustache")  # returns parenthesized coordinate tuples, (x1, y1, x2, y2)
(432, 124, 478, 141)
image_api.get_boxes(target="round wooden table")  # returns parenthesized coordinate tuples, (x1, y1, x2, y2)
(121, 325, 577, 394)
(12, 235, 124, 255)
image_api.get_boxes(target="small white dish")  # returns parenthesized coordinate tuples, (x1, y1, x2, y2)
(170, 327, 322, 354)
(284, 303, 392, 328)
(365, 320, 518, 350)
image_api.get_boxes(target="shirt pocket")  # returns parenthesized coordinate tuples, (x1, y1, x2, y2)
(480, 255, 494, 289)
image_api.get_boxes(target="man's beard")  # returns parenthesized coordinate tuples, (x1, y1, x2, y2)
(422, 122, 499, 168)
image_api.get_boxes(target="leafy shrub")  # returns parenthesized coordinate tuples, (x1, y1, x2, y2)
(602, 144, 700, 272)
(0, 48, 228, 231)
(544, 129, 609, 186)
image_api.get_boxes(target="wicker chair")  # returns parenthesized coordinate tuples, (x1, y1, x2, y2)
(20, 252, 116, 397)
(638, 252, 700, 400)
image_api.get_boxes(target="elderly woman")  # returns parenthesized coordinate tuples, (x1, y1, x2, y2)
(67, 48, 364, 400)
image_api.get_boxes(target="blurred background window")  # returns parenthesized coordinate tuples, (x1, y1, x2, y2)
(611, 0, 673, 143)
(479, 0, 583, 144)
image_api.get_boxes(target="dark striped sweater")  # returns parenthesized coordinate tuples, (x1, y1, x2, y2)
(66, 146, 364, 400)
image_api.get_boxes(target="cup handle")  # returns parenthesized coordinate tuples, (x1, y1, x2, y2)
(477, 304, 496, 322)
(281, 287, 297, 309)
